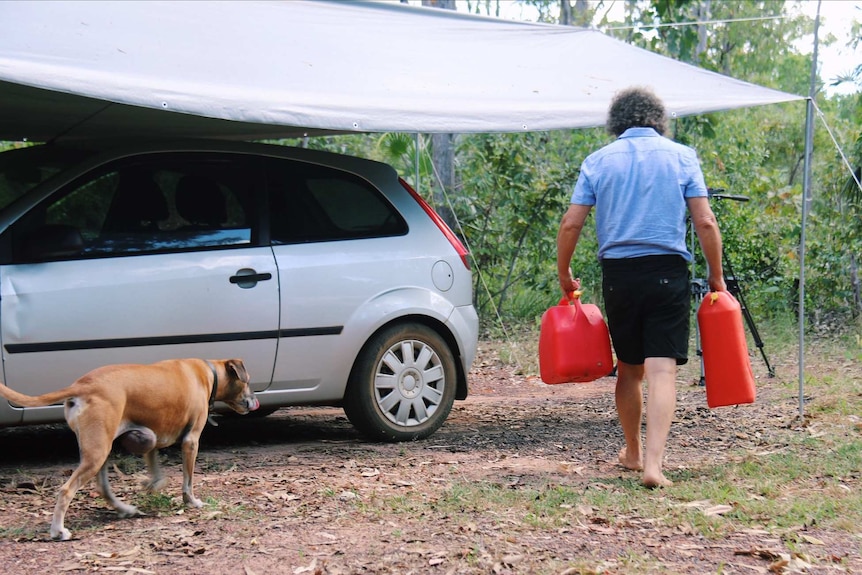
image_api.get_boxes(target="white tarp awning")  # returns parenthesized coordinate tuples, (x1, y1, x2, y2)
(0, 0, 803, 142)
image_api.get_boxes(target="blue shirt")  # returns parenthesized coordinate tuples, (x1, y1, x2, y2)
(571, 127, 708, 261)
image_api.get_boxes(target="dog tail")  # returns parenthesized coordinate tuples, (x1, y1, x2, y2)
(0, 381, 74, 407)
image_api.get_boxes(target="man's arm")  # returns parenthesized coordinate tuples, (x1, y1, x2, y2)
(556, 203, 593, 295)
(686, 196, 727, 292)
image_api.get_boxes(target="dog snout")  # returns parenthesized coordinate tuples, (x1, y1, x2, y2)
(245, 390, 260, 412)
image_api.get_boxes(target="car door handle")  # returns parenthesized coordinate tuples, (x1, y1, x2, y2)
(229, 269, 273, 288)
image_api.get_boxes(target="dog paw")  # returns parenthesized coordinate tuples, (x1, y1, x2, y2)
(183, 495, 204, 508)
(116, 504, 142, 518)
(50, 526, 72, 541)
(144, 478, 167, 492)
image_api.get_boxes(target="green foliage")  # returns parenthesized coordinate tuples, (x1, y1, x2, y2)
(265, 0, 861, 334)
(414, 0, 860, 334)
(455, 130, 607, 327)
(0, 3, 855, 345)
(607, 0, 860, 328)
(266, 104, 857, 334)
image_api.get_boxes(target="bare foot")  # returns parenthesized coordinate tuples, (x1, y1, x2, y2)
(642, 472, 673, 488)
(618, 448, 643, 471)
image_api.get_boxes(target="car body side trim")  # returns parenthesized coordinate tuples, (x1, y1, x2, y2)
(4, 327, 343, 354)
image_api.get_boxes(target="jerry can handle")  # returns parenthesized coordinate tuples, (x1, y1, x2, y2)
(559, 290, 583, 306)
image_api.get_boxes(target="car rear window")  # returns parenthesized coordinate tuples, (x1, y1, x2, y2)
(266, 158, 406, 244)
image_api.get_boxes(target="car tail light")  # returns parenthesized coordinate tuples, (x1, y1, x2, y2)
(400, 178, 470, 270)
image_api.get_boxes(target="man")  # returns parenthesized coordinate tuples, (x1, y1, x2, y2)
(557, 87, 726, 488)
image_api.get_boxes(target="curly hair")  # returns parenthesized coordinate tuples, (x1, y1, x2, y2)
(606, 87, 669, 137)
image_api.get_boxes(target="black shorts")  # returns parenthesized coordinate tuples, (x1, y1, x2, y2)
(601, 255, 690, 366)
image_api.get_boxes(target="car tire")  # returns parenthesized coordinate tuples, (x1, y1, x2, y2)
(344, 323, 457, 442)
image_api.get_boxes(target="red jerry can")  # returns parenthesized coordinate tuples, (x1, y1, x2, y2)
(539, 291, 614, 384)
(697, 291, 756, 408)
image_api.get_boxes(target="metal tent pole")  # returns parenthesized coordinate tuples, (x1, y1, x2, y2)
(799, 0, 821, 421)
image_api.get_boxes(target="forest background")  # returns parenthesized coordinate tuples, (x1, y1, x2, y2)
(3, 0, 860, 343)
(290, 0, 862, 345)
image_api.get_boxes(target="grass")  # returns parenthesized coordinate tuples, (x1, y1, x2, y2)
(372, 434, 861, 538)
(134, 491, 176, 513)
(377, 319, 862, 554)
(0, 525, 40, 540)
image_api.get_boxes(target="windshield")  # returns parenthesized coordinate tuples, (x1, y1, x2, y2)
(0, 145, 94, 211)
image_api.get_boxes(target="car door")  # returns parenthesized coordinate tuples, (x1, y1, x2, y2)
(264, 156, 409, 399)
(0, 152, 279, 424)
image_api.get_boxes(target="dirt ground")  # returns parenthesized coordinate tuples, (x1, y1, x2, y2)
(0, 342, 859, 574)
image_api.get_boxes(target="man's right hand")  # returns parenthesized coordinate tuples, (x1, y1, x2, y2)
(559, 273, 581, 296)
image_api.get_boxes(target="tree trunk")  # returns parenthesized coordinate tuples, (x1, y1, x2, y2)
(561, 0, 589, 27)
(430, 132, 457, 229)
(421, 0, 456, 9)
(574, 0, 588, 18)
(696, 0, 711, 62)
(852, 253, 861, 317)
(560, 0, 573, 25)
(422, 0, 458, 230)
(624, 0, 638, 43)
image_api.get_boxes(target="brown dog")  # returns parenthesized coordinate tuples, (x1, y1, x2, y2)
(0, 358, 259, 541)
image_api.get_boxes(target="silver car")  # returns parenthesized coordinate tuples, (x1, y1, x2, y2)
(0, 140, 478, 441)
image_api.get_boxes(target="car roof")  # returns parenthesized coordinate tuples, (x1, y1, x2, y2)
(20, 139, 399, 180)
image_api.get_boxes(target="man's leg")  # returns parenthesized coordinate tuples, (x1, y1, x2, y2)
(615, 361, 645, 470)
(642, 357, 678, 487)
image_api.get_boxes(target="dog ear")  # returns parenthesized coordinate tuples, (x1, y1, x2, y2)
(225, 359, 248, 383)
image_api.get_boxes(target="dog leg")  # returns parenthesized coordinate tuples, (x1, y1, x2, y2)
(52, 403, 122, 541)
(143, 449, 167, 492)
(50, 442, 111, 541)
(180, 434, 204, 508)
(95, 462, 141, 518)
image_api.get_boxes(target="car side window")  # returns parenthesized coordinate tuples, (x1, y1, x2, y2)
(267, 158, 406, 244)
(12, 155, 256, 262)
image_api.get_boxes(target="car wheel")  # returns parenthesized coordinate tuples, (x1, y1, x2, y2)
(344, 323, 457, 442)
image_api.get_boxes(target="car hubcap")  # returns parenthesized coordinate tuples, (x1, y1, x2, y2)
(375, 339, 445, 427)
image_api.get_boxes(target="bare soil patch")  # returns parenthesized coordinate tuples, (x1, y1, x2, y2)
(0, 342, 859, 574)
